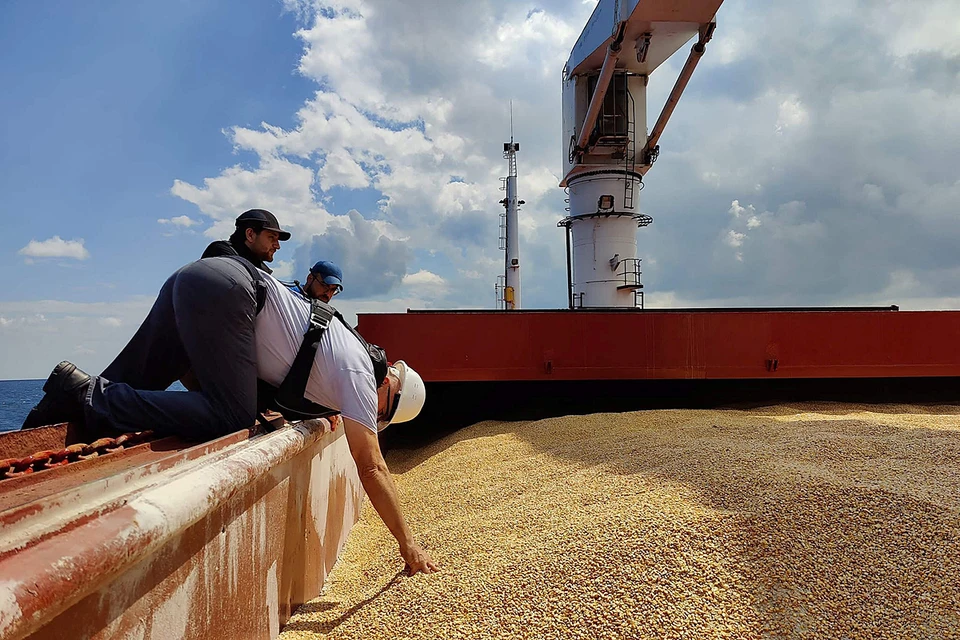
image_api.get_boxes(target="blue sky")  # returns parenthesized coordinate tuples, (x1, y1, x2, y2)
(1, 0, 313, 302)
(2, 0, 960, 379)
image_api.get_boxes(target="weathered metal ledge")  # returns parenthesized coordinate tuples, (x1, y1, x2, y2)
(0, 418, 364, 640)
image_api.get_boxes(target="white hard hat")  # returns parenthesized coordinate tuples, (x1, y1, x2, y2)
(379, 360, 425, 431)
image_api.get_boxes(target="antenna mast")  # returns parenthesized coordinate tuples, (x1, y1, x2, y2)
(497, 104, 522, 310)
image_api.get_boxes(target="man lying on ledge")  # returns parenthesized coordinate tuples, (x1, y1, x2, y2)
(22, 255, 438, 575)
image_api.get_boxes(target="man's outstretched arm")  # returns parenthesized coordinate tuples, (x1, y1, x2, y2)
(341, 417, 438, 575)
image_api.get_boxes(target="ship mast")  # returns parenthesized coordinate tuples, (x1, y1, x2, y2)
(498, 103, 523, 310)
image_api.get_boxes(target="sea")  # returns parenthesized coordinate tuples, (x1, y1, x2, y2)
(0, 379, 187, 433)
(0, 379, 44, 432)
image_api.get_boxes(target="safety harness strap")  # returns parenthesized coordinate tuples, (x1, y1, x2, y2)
(271, 300, 337, 421)
(268, 299, 388, 424)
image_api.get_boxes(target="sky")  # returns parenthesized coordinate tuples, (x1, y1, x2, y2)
(1, 0, 959, 380)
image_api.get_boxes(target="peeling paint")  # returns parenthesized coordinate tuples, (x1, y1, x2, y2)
(116, 619, 147, 640)
(148, 564, 198, 640)
(0, 580, 23, 633)
(224, 510, 241, 597)
(309, 454, 331, 547)
(257, 499, 267, 557)
(103, 556, 152, 631)
(266, 561, 279, 639)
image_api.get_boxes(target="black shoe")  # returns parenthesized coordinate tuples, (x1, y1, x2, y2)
(21, 362, 92, 430)
(43, 361, 92, 404)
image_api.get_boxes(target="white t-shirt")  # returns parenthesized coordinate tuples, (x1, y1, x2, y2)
(255, 273, 379, 433)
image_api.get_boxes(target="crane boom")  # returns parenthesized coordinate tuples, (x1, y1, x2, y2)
(565, 0, 722, 79)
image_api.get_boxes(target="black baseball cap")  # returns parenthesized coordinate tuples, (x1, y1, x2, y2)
(235, 209, 291, 241)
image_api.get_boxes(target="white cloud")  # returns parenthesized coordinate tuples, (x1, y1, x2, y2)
(0, 297, 155, 379)
(157, 215, 198, 227)
(0, 314, 47, 327)
(775, 96, 809, 133)
(523, 165, 563, 203)
(722, 200, 763, 260)
(318, 147, 370, 190)
(171, 155, 335, 239)
(724, 230, 746, 248)
(402, 270, 445, 287)
(728, 200, 755, 218)
(475, 8, 579, 74)
(270, 259, 296, 280)
(295, 5, 396, 117)
(165, 0, 960, 315)
(18, 236, 90, 260)
(873, 0, 960, 58)
(711, 26, 749, 65)
(168, 0, 577, 313)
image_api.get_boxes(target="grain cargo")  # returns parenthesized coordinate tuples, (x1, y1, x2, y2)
(281, 403, 960, 640)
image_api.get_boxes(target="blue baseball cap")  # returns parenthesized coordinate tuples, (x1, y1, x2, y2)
(310, 260, 343, 288)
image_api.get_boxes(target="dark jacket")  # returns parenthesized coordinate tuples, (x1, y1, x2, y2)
(201, 238, 273, 274)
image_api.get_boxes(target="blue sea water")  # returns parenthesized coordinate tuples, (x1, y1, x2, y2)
(0, 379, 188, 432)
(0, 379, 44, 432)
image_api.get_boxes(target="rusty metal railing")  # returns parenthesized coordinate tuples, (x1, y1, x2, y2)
(0, 430, 157, 480)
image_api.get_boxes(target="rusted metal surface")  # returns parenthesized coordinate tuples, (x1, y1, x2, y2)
(0, 413, 289, 514)
(0, 431, 157, 481)
(357, 308, 960, 382)
(0, 434, 226, 519)
(0, 417, 364, 640)
(0, 425, 70, 461)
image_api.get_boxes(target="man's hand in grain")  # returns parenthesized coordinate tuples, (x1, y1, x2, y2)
(401, 541, 439, 576)
(328, 414, 342, 430)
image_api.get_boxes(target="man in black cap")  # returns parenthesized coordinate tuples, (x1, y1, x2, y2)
(201, 208, 291, 273)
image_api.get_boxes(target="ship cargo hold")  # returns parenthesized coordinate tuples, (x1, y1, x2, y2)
(3, 0, 959, 638)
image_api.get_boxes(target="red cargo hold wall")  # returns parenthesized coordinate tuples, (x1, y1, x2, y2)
(357, 309, 960, 382)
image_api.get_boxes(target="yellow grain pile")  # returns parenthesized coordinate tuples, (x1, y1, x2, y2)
(280, 403, 960, 639)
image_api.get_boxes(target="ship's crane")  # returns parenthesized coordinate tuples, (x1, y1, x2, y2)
(558, 0, 723, 308)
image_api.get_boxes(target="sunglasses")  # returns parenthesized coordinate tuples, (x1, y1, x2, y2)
(308, 274, 342, 295)
(377, 368, 402, 429)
